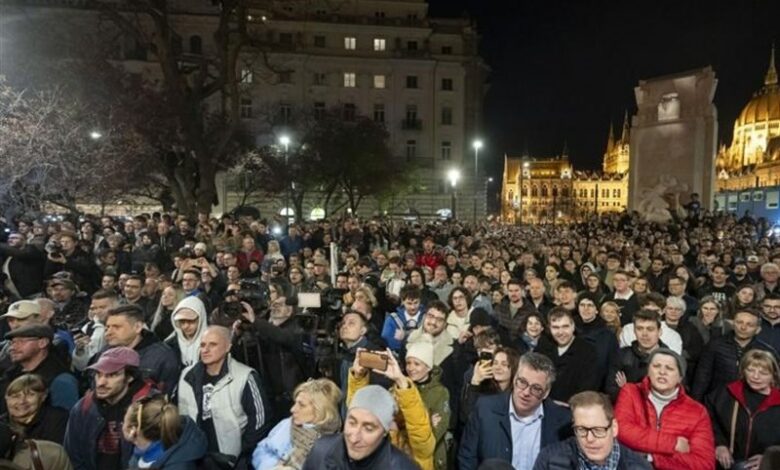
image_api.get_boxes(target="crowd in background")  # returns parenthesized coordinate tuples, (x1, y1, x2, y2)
(0, 207, 780, 469)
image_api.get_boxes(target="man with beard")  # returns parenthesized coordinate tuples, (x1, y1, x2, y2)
(64, 347, 155, 470)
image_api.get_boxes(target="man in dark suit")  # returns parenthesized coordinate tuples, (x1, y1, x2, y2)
(458, 352, 572, 470)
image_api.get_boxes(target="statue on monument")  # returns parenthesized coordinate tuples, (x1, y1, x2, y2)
(636, 175, 689, 223)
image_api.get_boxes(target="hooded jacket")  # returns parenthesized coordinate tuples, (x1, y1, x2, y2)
(615, 377, 715, 470)
(126, 416, 207, 470)
(165, 297, 208, 367)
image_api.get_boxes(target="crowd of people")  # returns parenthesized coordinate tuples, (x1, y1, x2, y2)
(0, 208, 779, 469)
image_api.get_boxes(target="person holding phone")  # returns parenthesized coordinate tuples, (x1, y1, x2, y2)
(349, 348, 435, 470)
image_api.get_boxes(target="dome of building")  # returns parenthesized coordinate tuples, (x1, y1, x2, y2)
(736, 47, 779, 128)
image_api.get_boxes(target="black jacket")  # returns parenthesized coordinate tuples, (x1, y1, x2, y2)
(537, 335, 602, 402)
(692, 332, 779, 401)
(532, 436, 652, 470)
(605, 341, 668, 400)
(705, 380, 780, 461)
(302, 434, 419, 470)
(666, 317, 705, 384)
(575, 316, 620, 391)
(44, 248, 98, 293)
(0, 243, 45, 297)
(1, 405, 68, 444)
(603, 292, 640, 326)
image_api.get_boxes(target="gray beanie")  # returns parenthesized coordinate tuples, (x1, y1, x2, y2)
(648, 347, 687, 379)
(348, 385, 397, 431)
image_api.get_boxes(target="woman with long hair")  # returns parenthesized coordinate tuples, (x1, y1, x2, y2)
(2, 374, 68, 444)
(599, 301, 623, 338)
(689, 296, 732, 345)
(122, 395, 207, 469)
(150, 286, 185, 341)
(252, 379, 342, 470)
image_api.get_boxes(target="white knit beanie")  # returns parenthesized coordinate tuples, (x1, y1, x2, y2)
(405, 339, 435, 370)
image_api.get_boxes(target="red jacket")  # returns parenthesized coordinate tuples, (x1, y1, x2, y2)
(615, 377, 715, 470)
(237, 249, 264, 273)
(416, 251, 442, 271)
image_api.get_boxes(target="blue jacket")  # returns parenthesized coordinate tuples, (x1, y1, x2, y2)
(63, 381, 155, 470)
(381, 306, 425, 351)
(458, 392, 572, 470)
(127, 416, 207, 470)
(252, 417, 294, 470)
(532, 436, 652, 470)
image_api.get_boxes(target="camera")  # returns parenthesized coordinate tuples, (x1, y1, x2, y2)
(45, 239, 63, 256)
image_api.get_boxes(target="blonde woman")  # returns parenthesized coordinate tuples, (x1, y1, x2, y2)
(252, 379, 342, 470)
(122, 395, 207, 469)
(599, 301, 622, 338)
(150, 285, 185, 341)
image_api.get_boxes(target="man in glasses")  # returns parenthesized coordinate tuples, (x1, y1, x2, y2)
(458, 352, 572, 470)
(533, 391, 651, 469)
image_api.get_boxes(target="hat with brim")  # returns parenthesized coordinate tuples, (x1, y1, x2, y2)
(0, 300, 41, 320)
(4, 324, 53, 341)
(87, 347, 140, 374)
(173, 308, 199, 321)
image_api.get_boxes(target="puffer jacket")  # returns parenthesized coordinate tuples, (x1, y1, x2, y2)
(615, 377, 715, 470)
(348, 370, 435, 470)
(301, 434, 419, 470)
(415, 368, 450, 470)
(706, 380, 780, 461)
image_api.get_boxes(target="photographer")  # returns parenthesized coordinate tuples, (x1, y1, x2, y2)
(43, 231, 97, 294)
(237, 284, 313, 422)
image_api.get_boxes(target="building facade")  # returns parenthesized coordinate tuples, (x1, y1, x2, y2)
(221, 0, 489, 219)
(500, 120, 629, 224)
(716, 46, 780, 191)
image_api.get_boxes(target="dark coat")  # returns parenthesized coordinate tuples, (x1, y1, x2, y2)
(692, 332, 779, 400)
(603, 292, 640, 326)
(536, 335, 602, 402)
(458, 392, 572, 470)
(605, 341, 668, 400)
(63, 380, 155, 470)
(1, 405, 69, 444)
(127, 416, 207, 470)
(706, 380, 780, 461)
(532, 436, 652, 470)
(44, 248, 98, 293)
(302, 434, 419, 470)
(575, 316, 620, 391)
(0, 243, 45, 297)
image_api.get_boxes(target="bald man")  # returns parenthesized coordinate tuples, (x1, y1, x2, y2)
(178, 326, 270, 464)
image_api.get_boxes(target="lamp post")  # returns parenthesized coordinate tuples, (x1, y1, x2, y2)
(519, 161, 529, 225)
(279, 135, 291, 227)
(448, 168, 461, 220)
(484, 177, 493, 217)
(472, 139, 483, 224)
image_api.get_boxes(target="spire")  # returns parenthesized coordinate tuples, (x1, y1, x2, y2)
(606, 122, 615, 152)
(562, 140, 569, 159)
(621, 110, 630, 143)
(765, 43, 778, 86)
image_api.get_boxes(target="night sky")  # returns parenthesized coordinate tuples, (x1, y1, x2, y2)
(428, 0, 780, 178)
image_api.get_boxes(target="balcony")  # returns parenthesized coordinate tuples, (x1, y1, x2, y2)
(401, 119, 423, 130)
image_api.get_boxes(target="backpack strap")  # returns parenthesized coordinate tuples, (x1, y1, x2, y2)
(729, 399, 739, 455)
(26, 440, 45, 470)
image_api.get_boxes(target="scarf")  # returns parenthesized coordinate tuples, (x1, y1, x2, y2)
(273, 423, 327, 470)
(577, 439, 621, 470)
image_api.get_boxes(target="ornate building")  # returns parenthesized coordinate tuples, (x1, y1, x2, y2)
(500, 124, 629, 224)
(717, 46, 780, 190)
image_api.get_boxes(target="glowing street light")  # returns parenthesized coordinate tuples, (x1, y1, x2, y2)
(89, 130, 102, 140)
(279, 135, 292, 227)
(472, 139, 484, 223)
(447, 168, 461, 187)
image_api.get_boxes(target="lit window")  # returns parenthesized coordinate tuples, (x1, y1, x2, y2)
(373, 75, 386, 89)
(343, 72, 356, 88)
(240, 68, 253, 84)
(344, 37, 356, 50)
(374, 38, 386, 51)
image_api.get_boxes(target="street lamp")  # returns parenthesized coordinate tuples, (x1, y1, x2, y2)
(472, 139, 483, 224)
(89, 130, 102, 140)
(279, 134, 292, 227)
(448, 168, 461, 220)
(485, 177, 493, 216)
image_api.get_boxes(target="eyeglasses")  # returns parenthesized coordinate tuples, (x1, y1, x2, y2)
(513, 376, 546, 398)
(573, 423, 612, 439)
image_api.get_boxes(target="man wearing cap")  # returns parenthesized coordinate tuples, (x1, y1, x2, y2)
(48, 277, 89, 331)
(0, 324, 78, 412)
(0, 301, 42, 369)
(97, 304, 179, 394)
(0, 231, 45, 299)
(302, 385, 419, 469)
(178, 326, 269, 466)
(64, 347, 155, 470)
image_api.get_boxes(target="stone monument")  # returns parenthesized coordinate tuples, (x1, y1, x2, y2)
(628, 67, 718, 217)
